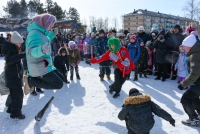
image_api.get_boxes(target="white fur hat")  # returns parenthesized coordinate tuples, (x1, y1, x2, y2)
(11, 31, 24, 44)
(182, 35, 197, 47)
(137, 26, 145, 32)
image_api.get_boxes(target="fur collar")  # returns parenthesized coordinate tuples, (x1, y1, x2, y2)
(124, 94, 151, 105)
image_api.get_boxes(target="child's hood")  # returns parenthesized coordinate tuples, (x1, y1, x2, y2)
(124, 94, 151, 105)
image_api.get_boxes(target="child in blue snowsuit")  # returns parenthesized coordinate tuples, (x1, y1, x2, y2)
(175, 45, 189, 85)
(127, 35, 140, 81)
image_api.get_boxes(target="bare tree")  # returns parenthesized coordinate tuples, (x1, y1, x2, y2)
(112, 17, 118, 30)
(96, 17, 104, 31)
(182, 0, 200, 20)
(89, 16, 96, 31)
(103, 17, 109, 31)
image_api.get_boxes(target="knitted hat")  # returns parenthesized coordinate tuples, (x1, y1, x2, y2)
(11, 31, 24, 44)
(130, 35, 136, 40)
(60, 47, 67, 53)
(138, 38, 144, 45)
(174, 24, 183, 33)
(99, 29, 105, 34)
(182, 35, 197, 47)
(146, 41, 151, 45)
(33, 13, 56, 30)
(108, 38, 120, 53)
(129, 88, 139, 96)
(137, 26, 145, 31)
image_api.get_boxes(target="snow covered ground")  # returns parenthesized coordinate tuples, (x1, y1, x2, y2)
(0, 57, 200, 134)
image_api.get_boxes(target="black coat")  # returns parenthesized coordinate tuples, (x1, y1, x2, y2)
(137, 46, 149, 71)
(137, 32, 150, 44)
(118, 93, 173, 134)
(0, 37, 5, 44)
(2, 41, 26, 88)
(153, 38, 173, 64)
(54, 54, 69, 74)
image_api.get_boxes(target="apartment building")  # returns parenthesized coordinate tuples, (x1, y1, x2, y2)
(123, 9, 196, 33)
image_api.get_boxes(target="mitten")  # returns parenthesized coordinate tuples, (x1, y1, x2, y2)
(110, 53, 118, 62)
(42, 44, 51, 54)
(169, 119, 175, 127)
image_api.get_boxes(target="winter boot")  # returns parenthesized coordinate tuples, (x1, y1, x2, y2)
(113, 92, 120, 98)
(161, 78, 166, 82)
(133, 75, 138, 81)
(106, 75, 111, 80)
(143, 72, 147, 78)
(31, 89, 37, 96)
(76, 74, 81, 80)
(155, 76, 161, 80)
(36, 88, 44, 93)
(70, 75, 73, 80)
(10, 114, 25, 120)
(182, 118, 200, 126)
(139, 72, 142, 78)
(100, 77, 104, 81)
(171, 76, 177, 80)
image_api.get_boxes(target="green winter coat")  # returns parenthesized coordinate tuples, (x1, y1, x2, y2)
(67, 48, 81, 64)
(181, 41, 200, 90)
(26, 21, 56, 77)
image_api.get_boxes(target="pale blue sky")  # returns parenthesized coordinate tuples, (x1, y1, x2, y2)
(0, 0, 189, 29)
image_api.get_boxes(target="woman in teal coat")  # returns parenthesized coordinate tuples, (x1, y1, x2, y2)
(24, 13, 64, 94)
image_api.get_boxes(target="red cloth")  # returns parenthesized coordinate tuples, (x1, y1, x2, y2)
(90, 46, 135, 76)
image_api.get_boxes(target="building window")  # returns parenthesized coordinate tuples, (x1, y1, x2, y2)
(136, 17, 138, 19)
(129, 23, 130, 25)
(136, 22, 138, 24)
(128, 18, 130, 20)
(128, 28, 130, 30)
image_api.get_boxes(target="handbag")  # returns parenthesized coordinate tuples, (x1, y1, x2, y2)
(0, 71, 10, 95)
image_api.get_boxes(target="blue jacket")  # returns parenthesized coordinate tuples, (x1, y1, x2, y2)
(127, 42, 140, 63)
(175, 52, 189, 78)
(26, 21, 56, 77)
(94, 36, 108, 56)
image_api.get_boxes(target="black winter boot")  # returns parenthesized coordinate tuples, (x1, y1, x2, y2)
(31, 89, 37, 96)
(10, 114, 25, 119)
(113, 92, 120, 98)
(36, 88, 44, 93)
(155, 76, 161, 80)
(76, 74, 81, 80)
(6, 104, 12, 114)
(133, 75, 138, 81)
(109, 85, 114, 94)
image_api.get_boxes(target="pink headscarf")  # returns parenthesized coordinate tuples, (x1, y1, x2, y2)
(33, 13, 56, 30)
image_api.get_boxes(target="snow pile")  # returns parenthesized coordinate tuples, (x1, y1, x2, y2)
(0, 58, 200, 134)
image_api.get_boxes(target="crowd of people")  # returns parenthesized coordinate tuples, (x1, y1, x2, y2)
(0, 13, 200, 134)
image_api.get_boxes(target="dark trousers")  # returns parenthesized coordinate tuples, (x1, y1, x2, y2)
(80, 51, 84, 60)
(127, 125, 149, 134)
(99, 61, 111, 78)
(70, 65, 79, 76)
(29, 70, 64, 89)
(110, 69, 128, 94)
(9, 86, 23, 116)
(171, 64, 177, 79)
(0, 44, 3, 56)
(181, 89, 200, 120)
(58, 68, 68, 82)
(5, 94, 11, 107)
(147, 65, 153, 75)
(157, 63, 168, 79)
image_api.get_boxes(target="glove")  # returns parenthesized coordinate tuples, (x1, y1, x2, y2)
(71, 63, 76, 67)
(169, 119, 175, 127)
(178, 84, 184, 90)
(85, 59, 91, 66)
(110, 53, 118, 62)
(42, 44, 51, 54)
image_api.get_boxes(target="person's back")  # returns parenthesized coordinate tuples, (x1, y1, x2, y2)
(118, 88, 175, 134)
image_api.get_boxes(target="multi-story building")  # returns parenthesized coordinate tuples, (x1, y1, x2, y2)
(123, 9, 197, 33)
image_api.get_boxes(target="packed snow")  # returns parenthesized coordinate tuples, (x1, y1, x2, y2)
(0, 58, 200, 134)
